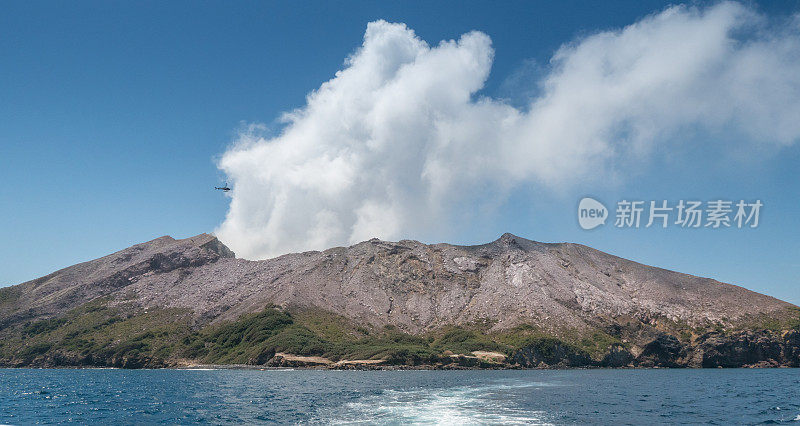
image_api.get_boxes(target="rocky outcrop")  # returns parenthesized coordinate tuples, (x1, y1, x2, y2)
(507, 330, 800, 369)
(635, 334, 686, 368)
(265, 353, 332, 368)
(601, 345, 635, 367)
(512, 338, 595, 368)
(693, 330, 800, 368)
(784, 330, 800, 366)
(0, 233, 233, 327)
(14, 349, 166, 369)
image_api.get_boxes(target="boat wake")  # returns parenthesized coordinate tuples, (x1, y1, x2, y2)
(311, 380, 552, 425)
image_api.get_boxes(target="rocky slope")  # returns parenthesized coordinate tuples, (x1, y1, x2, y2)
(0, 233, 797, 368)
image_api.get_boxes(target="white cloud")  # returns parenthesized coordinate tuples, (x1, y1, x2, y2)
(216, 3, 800, 259)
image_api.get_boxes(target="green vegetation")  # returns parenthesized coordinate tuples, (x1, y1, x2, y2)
(182, 309, 509, 366)
(326, 327, 440, 364)
(791, 307, 800, 331)
(184, 309, 328, 364)
(13, 300, 793, 369)
(492, 323, 623, 361)
(0, 299, 196, 367)
(290, 308, 370, 342)
(494, 324, 548, 349)
(0, 285, 21, 309)
(732, 307, 800, 333)
(23, 318, 67, 336)
(576, 331, 622, 359)
(0, 300, 525, 367)
(517, 336, 569, 361)
(20, 342, 52, 358)
(175, 308, 449, 365)
(429, 326, 505, 355)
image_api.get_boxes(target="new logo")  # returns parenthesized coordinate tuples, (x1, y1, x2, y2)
(578, 197, 608, 230)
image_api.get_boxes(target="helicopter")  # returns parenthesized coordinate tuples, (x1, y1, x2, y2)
(215, 182, 231, 192)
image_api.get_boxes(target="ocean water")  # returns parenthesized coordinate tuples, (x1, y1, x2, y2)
(0, 369, 798, 425)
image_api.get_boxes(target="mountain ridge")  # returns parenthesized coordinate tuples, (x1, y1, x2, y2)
(1, 233, 797, 369)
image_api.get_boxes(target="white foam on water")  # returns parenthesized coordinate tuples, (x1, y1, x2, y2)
(314, 380, 552, 425)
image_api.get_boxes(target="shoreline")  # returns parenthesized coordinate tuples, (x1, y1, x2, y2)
(1, 364, 796, 371)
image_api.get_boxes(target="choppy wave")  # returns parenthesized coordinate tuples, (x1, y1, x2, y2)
(3, 369, 799, 424)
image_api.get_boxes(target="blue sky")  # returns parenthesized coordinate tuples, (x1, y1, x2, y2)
(1, 1, 799, 305)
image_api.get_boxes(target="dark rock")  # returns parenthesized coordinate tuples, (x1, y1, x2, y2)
(249, 348, 276, 365)
(512, 338, 595, 367)
(694, 330, 798, 368)
(636, 334, 686, 367)
(783, 330, 800, 367)
(601, 344, 634, 367)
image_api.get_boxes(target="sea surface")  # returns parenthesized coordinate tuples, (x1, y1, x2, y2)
(0, 368, 798, 424)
